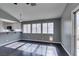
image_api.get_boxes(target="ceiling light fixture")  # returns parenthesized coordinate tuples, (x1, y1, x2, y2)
(31, 3, 36, 6)
(20, 13, 22, 20)
(26, 3, 36, 6)
(14, 3, 17, 5)
(13, 3, 37, 6)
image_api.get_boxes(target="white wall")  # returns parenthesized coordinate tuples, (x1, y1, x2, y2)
(2, 22, 21, 32)
(61, 3, 79, 56)
(12, 22, 21, 31)
(0, 21, 4, 32)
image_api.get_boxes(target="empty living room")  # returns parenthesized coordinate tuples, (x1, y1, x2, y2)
(0, 2, 79, 57)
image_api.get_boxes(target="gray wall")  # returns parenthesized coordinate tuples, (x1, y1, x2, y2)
(22, 18, 61, 43)
(0, 32, 21, 46)
(61, 3, 79, 56)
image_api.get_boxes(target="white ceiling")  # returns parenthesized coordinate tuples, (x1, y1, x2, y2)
(0, 3, 67, 21)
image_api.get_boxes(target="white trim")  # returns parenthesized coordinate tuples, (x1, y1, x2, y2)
(22, 39, 61, 44)
(72, 5, 79, 13)
(71, 5, 79, 56)
(61, 43, 71, 56)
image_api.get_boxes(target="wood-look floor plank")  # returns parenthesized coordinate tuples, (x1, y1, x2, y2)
(46, 46, 58, 56)
(18, 43, 32, 51)
(18, 43, 38, 56)
(0, 40, 68, 56)
(24, 44, 38, 55)
(33, 45, 47, 56)
(5, 42, 25, 49)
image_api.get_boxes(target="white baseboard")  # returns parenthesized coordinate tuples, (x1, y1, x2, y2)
(22, 39, 61, 44)
(61, 43, 71, 56)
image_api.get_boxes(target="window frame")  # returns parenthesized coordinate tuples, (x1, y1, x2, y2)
(42, 22, 54, 34)
(23, 24, 31, 33)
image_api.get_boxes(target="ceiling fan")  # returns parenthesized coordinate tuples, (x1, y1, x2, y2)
(13, 3, 37, 6)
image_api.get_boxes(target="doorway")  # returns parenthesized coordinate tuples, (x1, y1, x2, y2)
(73, 8, 79, 56)
(75, 10, 79, 56)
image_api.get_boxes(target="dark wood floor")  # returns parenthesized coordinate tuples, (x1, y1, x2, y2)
(0, 40, 68, 56)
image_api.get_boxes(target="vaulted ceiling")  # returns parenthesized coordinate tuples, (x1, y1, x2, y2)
(0, 3, 67, 22)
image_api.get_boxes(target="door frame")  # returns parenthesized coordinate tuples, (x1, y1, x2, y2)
(72, 5, 79, 56)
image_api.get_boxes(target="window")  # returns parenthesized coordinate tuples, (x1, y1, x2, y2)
(23, 22, 54, 34)
(27, 24, 31, 33)
(42, 23, 47, 33)
(42, 22, 54, 34)
(32, 23, 41, 33)
(23, 24, 31, 33)
(37, 23, 41, 33)
(48, 23, 54, 34)
(32, 24, 37, 33)
(23, 24, 27, 33)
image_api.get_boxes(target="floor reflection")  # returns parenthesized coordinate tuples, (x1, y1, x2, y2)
(0, 41, 68, 56)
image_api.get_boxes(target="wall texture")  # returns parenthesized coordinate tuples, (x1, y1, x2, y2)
(61, 3, 79, 56)
(22, 18, 61, 43)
